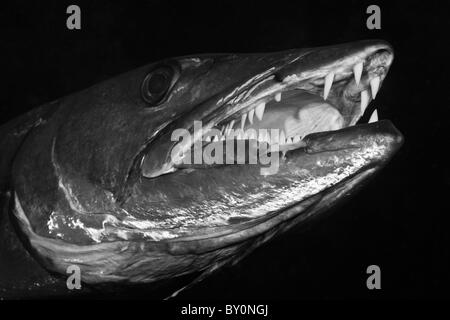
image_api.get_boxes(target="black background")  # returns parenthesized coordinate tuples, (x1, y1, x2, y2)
(1, 0, 449, 299)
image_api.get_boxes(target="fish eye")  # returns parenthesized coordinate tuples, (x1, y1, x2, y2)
(141, 63, 179, 106)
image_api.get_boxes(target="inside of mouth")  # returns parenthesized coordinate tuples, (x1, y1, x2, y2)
(243, 91, 341, 141)
(198, 90, 345, 157)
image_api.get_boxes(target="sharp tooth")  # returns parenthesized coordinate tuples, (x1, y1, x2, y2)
(213, 135, 219, 142)
(241, 113, 247, 130)
(370, 76, 380, 99)
(271, 132, 279, 144)
(258, 130, 268, 142)
(369, 109, 379, 123)
(255, 102, 266, 121)
(293, 135, 301, 143)
(220, 126, 225, 135)
(226, 121, 235, 136)
(248, 109, 255, 124)
(221, 135, 226, 141)
(257, 130, 264, 142)
(275, 92, 281, 102)
(280, 130, 286, 145)
(323, 72, 334, 100)
(353, 62, 363, 85)
(360, 90, 370, 114)
(205, 136, 211, 142)
(287, 137, 293, 144)
(224, 124, 230, 136)
(248, 130, 257, 140)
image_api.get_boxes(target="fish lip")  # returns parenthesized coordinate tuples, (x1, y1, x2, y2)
(300, 119, 404, 156)
(140, 40, 394, 178)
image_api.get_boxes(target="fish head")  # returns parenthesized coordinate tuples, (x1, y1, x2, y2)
(11, 40, 403, 282)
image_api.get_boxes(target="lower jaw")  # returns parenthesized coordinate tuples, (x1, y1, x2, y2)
(126, 164, 378, 243)
(123, 121, 400, 242)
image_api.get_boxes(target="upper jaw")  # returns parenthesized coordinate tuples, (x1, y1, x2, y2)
(141, 40, 394, 178)
(209, 41, 394, 133)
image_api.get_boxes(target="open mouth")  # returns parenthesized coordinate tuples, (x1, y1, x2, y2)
(168, 47, 394, 169)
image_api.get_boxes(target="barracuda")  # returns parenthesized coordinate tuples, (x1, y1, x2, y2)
(0, 40, 403, 298)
